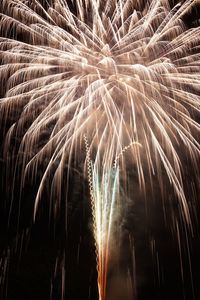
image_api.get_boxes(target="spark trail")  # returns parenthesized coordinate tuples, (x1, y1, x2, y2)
(0, 0, 200, 299)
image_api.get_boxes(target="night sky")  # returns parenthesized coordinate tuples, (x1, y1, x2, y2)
(0, 1, 200, 300)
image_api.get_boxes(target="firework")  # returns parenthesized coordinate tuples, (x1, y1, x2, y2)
(0, 0, 200, 299)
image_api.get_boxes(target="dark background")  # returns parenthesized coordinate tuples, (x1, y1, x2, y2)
(0, 1, 200, 299)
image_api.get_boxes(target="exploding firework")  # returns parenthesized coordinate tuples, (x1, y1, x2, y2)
(0, 0, 200, 299)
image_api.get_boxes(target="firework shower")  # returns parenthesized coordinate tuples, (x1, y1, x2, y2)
(0, 1, 200, 299)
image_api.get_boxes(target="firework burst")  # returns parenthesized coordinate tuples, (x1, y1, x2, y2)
(0, 0, 200, 299)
